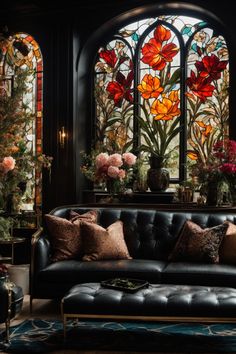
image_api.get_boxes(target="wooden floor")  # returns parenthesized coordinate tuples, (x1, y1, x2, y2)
(0, 295, 218, 354)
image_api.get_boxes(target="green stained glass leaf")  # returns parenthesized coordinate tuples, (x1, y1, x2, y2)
(197, 21, 207, 28)
(131, 33, 139, 41)
(191, 43, 198, 53)
(168, 68, 181, 86)
(215, 41, 223, 50)
(181, 25, 192, 36)
(106, 118, 122, 127)
(122, 140, 133, 151)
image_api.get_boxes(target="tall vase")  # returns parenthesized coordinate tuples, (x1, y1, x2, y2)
(206, 181, 223, 206)
(147, 156, 170, 192)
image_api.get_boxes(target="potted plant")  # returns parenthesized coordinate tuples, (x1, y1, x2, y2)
(137, 90, 182, 190)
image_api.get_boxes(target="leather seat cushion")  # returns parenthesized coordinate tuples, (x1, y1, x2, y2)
(62, 282, 236, 318)
(38, 259, 167, 284)
(162, 262, 236, 287)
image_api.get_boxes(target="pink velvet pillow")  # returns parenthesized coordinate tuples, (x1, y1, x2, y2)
(45, 210, 98, 262)
(81, 220, 132, 261)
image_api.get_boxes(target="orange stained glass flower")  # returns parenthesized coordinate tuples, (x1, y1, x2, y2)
(187, 151, 199, 160)
(137, 74, 164, 99)
(195, 121, 213, 137)
(141, 25, 179, 71)
(151, 90, 181, 121)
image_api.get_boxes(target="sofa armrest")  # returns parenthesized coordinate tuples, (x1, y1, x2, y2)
(31, 228, 51, 276)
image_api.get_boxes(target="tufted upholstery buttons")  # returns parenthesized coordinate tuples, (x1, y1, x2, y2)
(53, 207, 236, 260)
(62, 282, 236, 318)
(32, 206, 236, 300)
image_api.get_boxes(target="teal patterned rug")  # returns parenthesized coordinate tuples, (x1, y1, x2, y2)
(1, 319, 236, 353)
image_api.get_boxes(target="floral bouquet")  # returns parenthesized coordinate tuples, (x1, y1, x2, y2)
(81, 151, 137, 196)
(190, 139, 236, 205)
(214, 139, 236, 204)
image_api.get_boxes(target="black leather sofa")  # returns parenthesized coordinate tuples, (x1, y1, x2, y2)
(31, 205, 236, 303)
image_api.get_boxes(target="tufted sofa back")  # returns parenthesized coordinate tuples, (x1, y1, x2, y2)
(51, 206, 236, 261)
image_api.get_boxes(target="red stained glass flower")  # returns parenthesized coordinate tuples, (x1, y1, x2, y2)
(99, 49, 118, 68)
(141, 25, 179, 71)
(106, 70, 133, 107)
(195, 54, 228, 81)
(186, 70, 215, 102)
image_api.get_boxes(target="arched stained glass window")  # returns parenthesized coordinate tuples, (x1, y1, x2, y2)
(94, 14, 229, 182)
(0, 32, 44, 212)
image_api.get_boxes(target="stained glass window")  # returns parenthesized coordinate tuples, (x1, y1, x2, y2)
(94, 15, 229, 182)
(0, 32, 43, 211)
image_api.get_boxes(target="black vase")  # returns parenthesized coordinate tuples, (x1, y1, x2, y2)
(147, 156, 170, 192)
(206, 181, 222, 206)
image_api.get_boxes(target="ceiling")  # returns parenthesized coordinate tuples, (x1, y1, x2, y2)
(1, 0, 144, 17)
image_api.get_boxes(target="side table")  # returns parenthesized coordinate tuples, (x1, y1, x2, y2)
(0, 237, 26, 265)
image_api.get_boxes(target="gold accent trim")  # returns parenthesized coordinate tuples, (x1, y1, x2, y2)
(5, 283, 12, 343)
(63, 313, 236, 323)
(30, 227, 43, 313)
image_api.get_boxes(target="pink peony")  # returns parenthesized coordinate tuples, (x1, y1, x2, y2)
(95, 153, 109, 169)
(107, 166, 120, 178)
(122, 152, 137, 166)
(118, 169, 126, 179)
(2, 156, 16, 173)
(107, 153, 123, 167)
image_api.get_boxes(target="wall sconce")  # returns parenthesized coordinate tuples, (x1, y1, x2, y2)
(59, 126, 66, 148)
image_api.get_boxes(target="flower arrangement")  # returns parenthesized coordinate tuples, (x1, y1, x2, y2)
(190, 139, 236, 205)
(81, 151, 137, 196)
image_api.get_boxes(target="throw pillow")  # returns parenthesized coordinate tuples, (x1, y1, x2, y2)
(219, 221, 236, 264)
(168, 220, 228, 263)
(81, 220, 132, 261)
(69, 209, 98, 223)
(45, 210, 98, 262)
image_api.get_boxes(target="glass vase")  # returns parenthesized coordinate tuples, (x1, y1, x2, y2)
(105, 179, 121, 202)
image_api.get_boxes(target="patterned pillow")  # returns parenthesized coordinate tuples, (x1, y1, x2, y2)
(81, 220, 132, 261)
(219, 221, 236, 264)
(69, 209, 98, 222)
(168, 220, 228, 263)
(45, 210, 98, 262)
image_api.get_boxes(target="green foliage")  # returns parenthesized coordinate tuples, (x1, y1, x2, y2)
(0, 68, 52, 212)
(0, 216, 13, 239)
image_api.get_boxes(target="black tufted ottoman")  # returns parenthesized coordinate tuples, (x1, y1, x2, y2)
(61, 282, 236, 339)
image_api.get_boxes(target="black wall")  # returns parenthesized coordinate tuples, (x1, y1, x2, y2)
(1, 0, 235, 213)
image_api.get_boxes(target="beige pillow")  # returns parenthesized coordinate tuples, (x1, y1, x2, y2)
(219, 221, 236, 264)
(81, 220, 132, 261)
(168, 220, 228, 263)
(45, 210, 98, 262)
